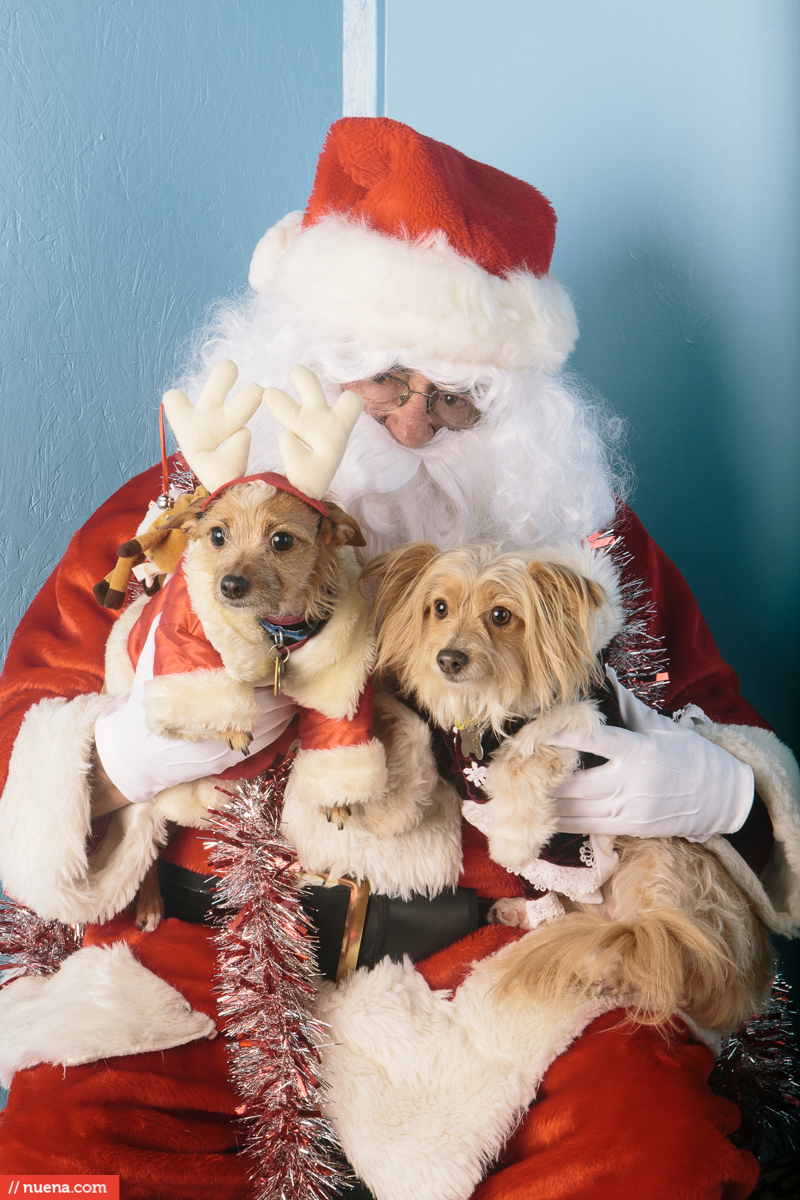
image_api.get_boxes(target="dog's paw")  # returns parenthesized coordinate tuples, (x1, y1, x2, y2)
(323, 803, 352, 831)
(487, 897, 532, 930)
(225, 729, 254, 755)
(135, 908, 163, 933)
(135, 894, 164, 933)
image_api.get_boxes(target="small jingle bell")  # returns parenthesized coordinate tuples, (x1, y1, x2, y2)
(156, 493, 175, 510)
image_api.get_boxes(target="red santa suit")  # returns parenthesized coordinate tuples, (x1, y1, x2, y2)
(0, 462, 796, 1199)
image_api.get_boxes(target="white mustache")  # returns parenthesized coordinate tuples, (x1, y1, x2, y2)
(331, 413, 455, 509)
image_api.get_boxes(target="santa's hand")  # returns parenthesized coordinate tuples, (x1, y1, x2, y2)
(547, 695, 754, 842)
(94, 686, 297, 806)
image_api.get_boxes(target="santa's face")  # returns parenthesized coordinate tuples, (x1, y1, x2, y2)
(343, 370, 481, 448)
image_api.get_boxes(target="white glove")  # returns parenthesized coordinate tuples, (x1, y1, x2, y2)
(547, 668, 754, 842)
(94, 620, 297, 805)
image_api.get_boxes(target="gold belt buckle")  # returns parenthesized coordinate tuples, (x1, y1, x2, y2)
(334, 876, 371, 982)
(296, 870, 371, 983)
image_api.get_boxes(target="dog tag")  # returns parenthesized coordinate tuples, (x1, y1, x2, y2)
(456, 724, 484, 760)
(269, 641, 290, 695)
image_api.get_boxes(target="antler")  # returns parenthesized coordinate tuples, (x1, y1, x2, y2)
(263, 366, 363, 500)
(162, 360, 264, 493)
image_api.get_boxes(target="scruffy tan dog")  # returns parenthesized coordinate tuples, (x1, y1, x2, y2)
(365, 541, 773, 1032)
(140, 478, 365, 752)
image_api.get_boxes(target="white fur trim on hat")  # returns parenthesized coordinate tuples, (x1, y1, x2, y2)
(248, 209, 305, 292)
(250, 214, 579, 374)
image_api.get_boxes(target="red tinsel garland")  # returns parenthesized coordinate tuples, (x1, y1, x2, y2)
(206, 756, 348, 1200)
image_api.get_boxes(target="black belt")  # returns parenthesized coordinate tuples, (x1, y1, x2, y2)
(157, 859, 492, 982)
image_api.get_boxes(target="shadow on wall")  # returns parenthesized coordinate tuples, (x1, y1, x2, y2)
(566, 228, 798, 759)
(565, 216, 800, 1049)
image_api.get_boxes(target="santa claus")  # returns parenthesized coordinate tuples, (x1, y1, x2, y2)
(0, 118, 797, 1200)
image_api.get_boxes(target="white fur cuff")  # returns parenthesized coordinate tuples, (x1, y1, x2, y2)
(0, 693, 166, 923)
(289, 740, 388, 808)
(689, 718, 800, 934)
(0, 943, 215, 1088)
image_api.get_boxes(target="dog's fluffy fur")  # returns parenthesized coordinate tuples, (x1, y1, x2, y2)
(365, 541, 774, 1032)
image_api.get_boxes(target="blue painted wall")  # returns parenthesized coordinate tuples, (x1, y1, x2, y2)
(0, 0, 342, 659)
(386, 0, 800, 755)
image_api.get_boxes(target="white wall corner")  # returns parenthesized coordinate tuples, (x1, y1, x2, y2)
(343, 0, 378, 117)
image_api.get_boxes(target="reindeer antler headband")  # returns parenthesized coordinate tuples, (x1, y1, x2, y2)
(161, 360, 363, 501)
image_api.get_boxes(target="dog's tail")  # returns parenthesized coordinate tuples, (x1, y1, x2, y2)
(486, 905, 773, 1033)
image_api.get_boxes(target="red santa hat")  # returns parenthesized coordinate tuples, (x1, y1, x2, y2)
(249, 118, 578, 375)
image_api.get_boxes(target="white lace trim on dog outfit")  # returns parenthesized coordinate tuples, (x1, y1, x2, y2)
(525, 891, 565, 928)
(463, 799, 620, 903)
(517, 835, 619, 904)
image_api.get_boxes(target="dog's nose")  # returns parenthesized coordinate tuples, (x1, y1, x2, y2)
(220, 574, 251, 600)
(437, 648, 468, 677)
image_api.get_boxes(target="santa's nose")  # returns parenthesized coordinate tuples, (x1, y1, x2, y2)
(383, 392, 437, 447)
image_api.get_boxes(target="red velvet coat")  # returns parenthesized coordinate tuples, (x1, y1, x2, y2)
(0, 460, 781, 1198)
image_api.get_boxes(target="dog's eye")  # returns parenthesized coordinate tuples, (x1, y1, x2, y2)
(271, 531, 295, 552)
(490, 607, 512, 626)
(433, 600, 448, 618)
(209, 527, 226, 548)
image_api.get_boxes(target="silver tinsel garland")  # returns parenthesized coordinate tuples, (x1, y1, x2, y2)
(709, 974, 799, 1159)
(588, 530, 671, 707)
(206, 756, 349, 1200)
(0, 894, 83, 986)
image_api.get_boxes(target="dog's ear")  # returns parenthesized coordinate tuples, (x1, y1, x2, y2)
(362, 542, 441, 680)
(524, 561, 606, 706)
(318, 501, 367, 548)
(527, 561, 604, 612)
(361, 542, 441, 624)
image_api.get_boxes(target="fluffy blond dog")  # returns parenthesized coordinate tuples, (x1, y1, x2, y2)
(365, 541, 773, 1032)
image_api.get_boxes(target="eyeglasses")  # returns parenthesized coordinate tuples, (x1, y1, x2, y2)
(347, 372, 481, 431)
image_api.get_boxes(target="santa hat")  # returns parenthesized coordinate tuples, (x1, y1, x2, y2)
(249, 118, 578, 375)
